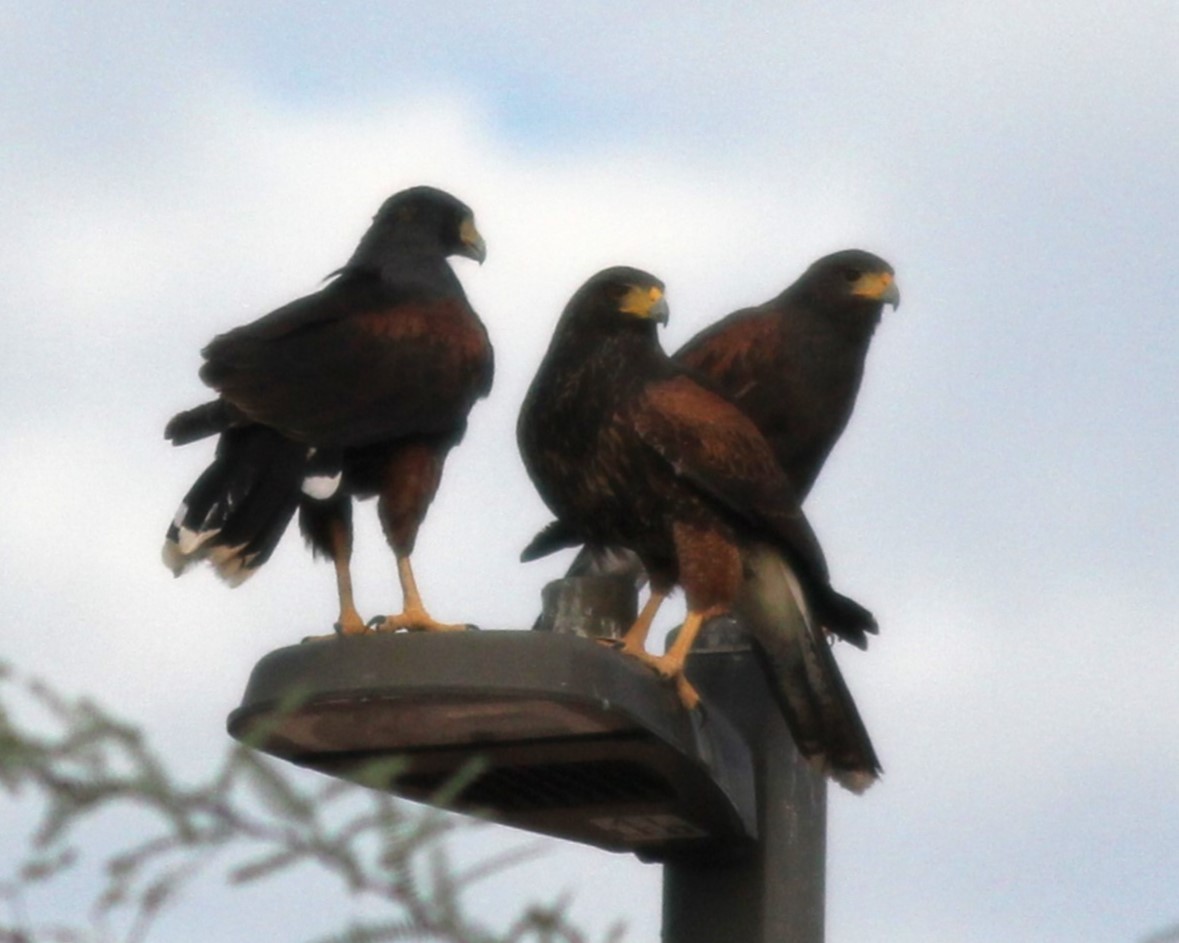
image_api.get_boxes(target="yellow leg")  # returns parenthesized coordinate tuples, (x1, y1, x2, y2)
(332, 553, 367, 636)
(371, 554, 466, 632)
(640, 610, 706, 710)
(303, 522, 369, 643)
(599, 589, 667, 655)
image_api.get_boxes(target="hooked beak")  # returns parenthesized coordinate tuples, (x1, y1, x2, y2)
(619, 284, 670, 324)
(854, 271, 900, 309)
(458, 217, 487, 264)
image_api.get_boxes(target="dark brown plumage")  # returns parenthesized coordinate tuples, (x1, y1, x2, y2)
(517, 267, 880, 789)
(676, 248, 898, 501)
(163, 186, 492, 636)
(524, 249, 899, 650)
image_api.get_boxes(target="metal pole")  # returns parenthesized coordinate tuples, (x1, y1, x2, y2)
(663, 619, 827, 943)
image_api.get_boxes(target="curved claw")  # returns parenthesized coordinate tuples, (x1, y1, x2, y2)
(335, 614, 370, 637)
(368, 610, 469, 633)
(301, 618, 372, 643)
(609, 647, 701, 711)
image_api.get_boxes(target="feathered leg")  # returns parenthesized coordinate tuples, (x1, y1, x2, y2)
(614, 522, 742, 710)
(299, 494, 367, 637)
(368, 440, 466, 632)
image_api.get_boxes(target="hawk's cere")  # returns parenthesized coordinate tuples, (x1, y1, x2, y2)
(163, 186, 493, 636)
(517, 268, 880, 790)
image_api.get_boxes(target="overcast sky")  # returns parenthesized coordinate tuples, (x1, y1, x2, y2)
(2, 2, 1177, 941)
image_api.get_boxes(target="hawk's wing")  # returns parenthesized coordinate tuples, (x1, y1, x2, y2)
(631, 374, 826, 573)
(200, 276, 493, 448)
(632, 374, 876, 646)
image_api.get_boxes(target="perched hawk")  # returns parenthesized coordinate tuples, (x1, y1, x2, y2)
(518, 267, 880, 790)
(525, 250, 898, 651)
(676, 249, 898, 503)
(163, 186, 492, 636)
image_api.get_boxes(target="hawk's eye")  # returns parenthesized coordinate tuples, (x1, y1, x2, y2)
(843, 269, 862, 283)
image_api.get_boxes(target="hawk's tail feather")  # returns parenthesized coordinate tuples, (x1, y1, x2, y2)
(520, 519, 581, 563)
(736, 544, 881, 793)
(813, 587, 879, 650)
(164, 399, 243, 446)
(163, 426, 308, 585)
(519, 522, 648, 584)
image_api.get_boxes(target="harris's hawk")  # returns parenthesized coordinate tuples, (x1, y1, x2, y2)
(517, 268, 879, 790)
(676, 249, 898, 502)
(524, 250, 899, 650)
(163, 186, 492, 636)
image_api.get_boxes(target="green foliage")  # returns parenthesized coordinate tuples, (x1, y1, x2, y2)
(0, 663, 624, 943)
